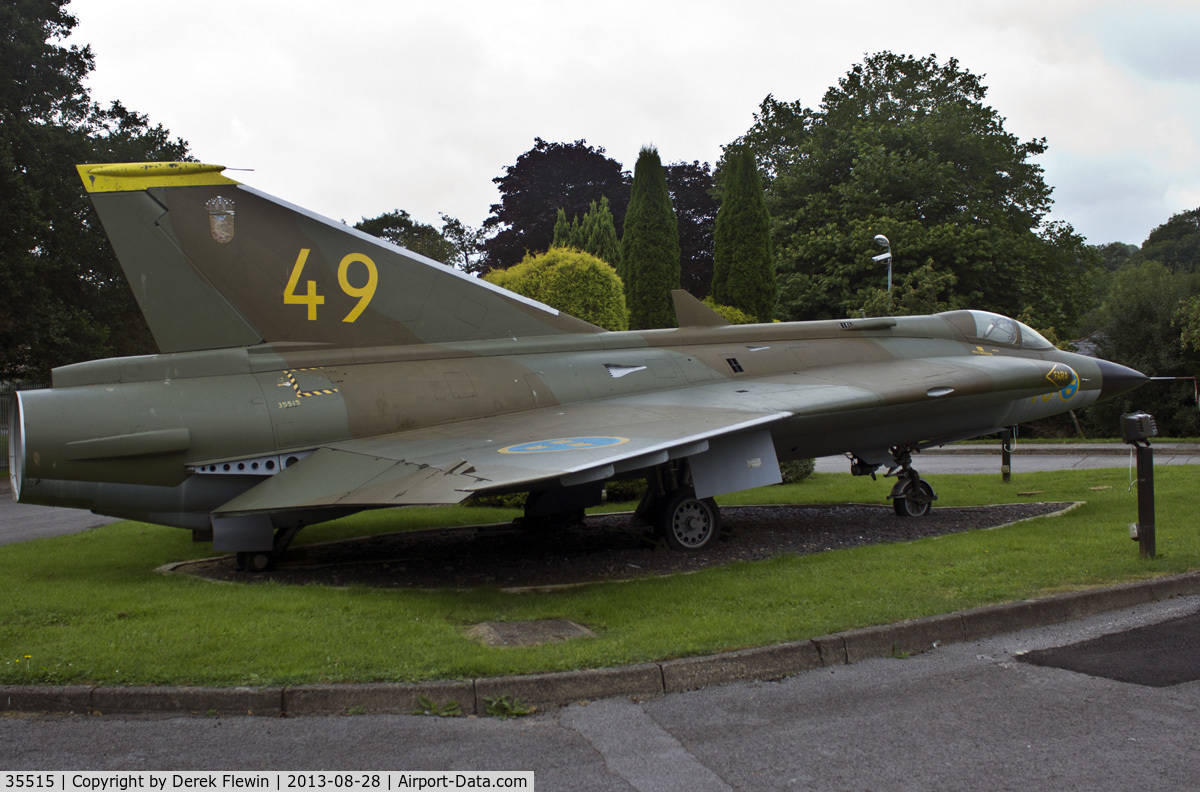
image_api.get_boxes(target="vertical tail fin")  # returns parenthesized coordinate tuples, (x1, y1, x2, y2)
(79, 162, 600, 353)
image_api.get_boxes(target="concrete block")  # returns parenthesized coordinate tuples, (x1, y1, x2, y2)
(811, 634, 846, 666)
(285, 681, 474, 716)
(0, 685, 93, 714)
(89, 685, 283, 716)
(475, 663, 663, 712)
(961, 601, 1042, 641)
(842, 613, 965, 663)
(958, 590, 1141, 641)
(1048, 584, 1155, 621)
(661, 641, 823, 693)
(1150, 572, 1200, 601)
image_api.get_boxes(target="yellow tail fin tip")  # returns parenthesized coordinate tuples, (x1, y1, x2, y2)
(77, 162, 239, 193)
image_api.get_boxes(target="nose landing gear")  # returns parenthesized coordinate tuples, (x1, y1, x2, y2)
(884, 445, 937, 518)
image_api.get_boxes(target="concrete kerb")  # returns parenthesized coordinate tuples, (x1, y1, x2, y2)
(2, 685, 93, 715)
(285, 680, 475, 717)
(923, 442, 1200, 456)
(90, 685, 284, 717)
(660, 640, 824, 693)
(4, 572, 1199, 718)
(476, 664, 664, 712)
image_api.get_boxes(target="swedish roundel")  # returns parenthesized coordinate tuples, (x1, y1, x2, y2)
(499, 437, 630, 454)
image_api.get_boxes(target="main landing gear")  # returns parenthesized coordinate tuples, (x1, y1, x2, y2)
(850, 445, 938, 518)
(637, 461, 723, 551)
(234, 524, 304, 573)
(659, 489, 722, 551)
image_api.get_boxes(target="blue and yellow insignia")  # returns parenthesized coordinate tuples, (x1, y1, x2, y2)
(1043, 364, 1078, 401)
(499, 436, 630, 454)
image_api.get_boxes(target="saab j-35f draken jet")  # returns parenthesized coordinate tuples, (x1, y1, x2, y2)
(8, 162, 1148, 570)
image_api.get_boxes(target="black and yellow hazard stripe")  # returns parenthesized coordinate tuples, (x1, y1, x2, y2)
(282, 368, 340, 398)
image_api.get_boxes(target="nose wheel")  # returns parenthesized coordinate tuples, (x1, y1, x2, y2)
(890, 476, 935, 517)
(884, 445, 937, 517)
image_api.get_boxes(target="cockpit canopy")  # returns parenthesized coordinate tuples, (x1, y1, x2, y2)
(951, 310, 1055, 350)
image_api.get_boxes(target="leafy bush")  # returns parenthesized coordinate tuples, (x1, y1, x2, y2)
(604, 478, 647, 504)
(701, 297, 757, 325)
(780, 459, 815, 483)
(486, 247, 629, 330)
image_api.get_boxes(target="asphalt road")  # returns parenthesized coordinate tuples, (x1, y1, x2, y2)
(2, 597, 1197, 790)
(0, 495, 117, 546)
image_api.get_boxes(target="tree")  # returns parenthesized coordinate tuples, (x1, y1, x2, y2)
(1, 1, 189, 380)
(1096, 241, 1140, 272)
(1080, 261, 1200, 436)
(734, 94, 812, 182)
(664, 161, 719, 297)
(355, 209, 456, 264)
(481, 138, 628, 272)
(737, 53, 1092, 331)
(551, 207, 577, 248)
(439, 213, 485, 273)
(711, 147, 775, 321)
(552, 197, 623, 270)
(580, 196, 622, 269)
(856, 262, 959, 318)
(620, 147, 681, 329)
(1140, 208, 1200, 272)
(1178, 294, 1200, 353)
(484, 248, 628, 331)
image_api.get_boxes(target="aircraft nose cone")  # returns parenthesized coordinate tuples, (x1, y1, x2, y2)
(1096, 358, 1149, 401)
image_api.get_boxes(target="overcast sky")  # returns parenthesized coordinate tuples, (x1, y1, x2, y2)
(68, 0, 1200, 248)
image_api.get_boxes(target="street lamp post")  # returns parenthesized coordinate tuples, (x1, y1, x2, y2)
(873, 234, 892, 292)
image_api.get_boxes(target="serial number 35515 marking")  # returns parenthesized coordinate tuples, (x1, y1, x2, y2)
(284, 248, 377, 323)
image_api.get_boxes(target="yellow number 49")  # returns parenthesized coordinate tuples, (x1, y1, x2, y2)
(284, 249, 377, 323)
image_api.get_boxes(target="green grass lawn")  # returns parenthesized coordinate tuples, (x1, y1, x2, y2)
(2, 467, 1196, 687)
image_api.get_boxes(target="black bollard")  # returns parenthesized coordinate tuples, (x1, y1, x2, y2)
(1000, 428, 1013, 483)
(1135, 444, 1155, 559)
(1121, 412, 1158, 560)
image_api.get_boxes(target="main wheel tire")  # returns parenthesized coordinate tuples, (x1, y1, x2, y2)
(892, 478, 934, 517)
(659, 492, 721, 551)
(235, 551, 275, 572)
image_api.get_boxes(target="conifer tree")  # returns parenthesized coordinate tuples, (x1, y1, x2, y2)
(581, 197, 623, 271)
(620, 147, 681, 329)
(712, 147, 776, 321)
(552, 199, 622, 272)
(552, 207, 574, 247)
